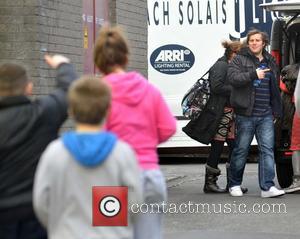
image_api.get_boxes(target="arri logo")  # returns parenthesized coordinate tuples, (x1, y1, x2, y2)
(150, 44, 195, 75)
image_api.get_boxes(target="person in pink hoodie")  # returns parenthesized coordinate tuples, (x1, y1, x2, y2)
(93, 26, 176, 239)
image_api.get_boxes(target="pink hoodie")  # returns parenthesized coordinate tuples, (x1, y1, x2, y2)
(104, 71, 176, 170)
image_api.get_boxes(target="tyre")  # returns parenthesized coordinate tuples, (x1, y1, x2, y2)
(276, 161, 293, 188)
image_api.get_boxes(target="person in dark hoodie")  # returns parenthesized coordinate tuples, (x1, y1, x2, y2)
(227, 29, 284, 198)
(0, 55, 76, 239)
(33, 76, 142, 239)
(183, 40, 248, 194)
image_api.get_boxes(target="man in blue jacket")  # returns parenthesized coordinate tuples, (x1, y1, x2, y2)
(228, 29, 285, 198)
(0, 55, 77, 238)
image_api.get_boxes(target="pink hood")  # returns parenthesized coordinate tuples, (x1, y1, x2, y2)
(104, 71, 176, 170)
(106, 71, 148, 106)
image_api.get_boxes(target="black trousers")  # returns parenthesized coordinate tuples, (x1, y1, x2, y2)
(0, 215, 47, 239)
(207, 139, 235, 169)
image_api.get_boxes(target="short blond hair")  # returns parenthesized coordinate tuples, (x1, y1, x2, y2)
(68, 76, 111, 124)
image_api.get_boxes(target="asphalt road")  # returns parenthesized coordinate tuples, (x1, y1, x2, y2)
(161, 163, 300, 239)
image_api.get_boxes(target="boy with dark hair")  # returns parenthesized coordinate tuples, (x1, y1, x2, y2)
(0, 55, 77, 238)
(33, 76, 141, 239)
(0, 63, 31, 96)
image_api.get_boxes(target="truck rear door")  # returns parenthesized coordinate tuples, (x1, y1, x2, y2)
(260, 1, 300, 66)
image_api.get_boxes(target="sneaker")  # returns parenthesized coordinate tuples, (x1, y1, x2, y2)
(261, 186, 285, 198)
(284, 178, 300, 193)
(229, 186, 243, 197)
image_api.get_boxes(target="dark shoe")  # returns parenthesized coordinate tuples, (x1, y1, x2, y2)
(226, 163, 248, 194)
(241, 186, 248, 194)
(203, 165, 227, 193)
(284, 176, 300, 193)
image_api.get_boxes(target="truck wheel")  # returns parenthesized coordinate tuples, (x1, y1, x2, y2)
(276, 161, 293, 188)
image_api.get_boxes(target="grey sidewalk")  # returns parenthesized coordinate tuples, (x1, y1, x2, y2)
(161, 163, 300, 239)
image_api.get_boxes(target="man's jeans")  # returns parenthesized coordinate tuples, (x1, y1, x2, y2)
(229, 115, 276, 191)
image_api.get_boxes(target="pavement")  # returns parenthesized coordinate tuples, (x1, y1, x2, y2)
(160, 163, 300, 239)
(164, 231, 299, 239)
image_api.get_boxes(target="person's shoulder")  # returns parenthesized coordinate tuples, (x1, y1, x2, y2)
(43, 138, 62, 151)
(234, 53, 246, 60)
(230, 53, 245, 66)
(211, 57, 228, 71)
(238, 47, 250, 56)
(140, 78, 163, 100)
(264, 51, 276, 64)
(109, 140, 136, 163)
(214, 57, 228, 67)
(128, 71, 161, 97)
(112, 140, 135, 156)
(31, 94, 60, 118)
(41, 139, 68, 164)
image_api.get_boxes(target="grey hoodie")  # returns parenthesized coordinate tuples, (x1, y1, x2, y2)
(33, 135, 142, 239)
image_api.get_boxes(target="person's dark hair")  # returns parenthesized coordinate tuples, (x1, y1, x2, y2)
(94, 26, 129, 74)
(246, 29, 269, 46)
(0, 63, 29, 96)
(68, 76, 111, 125)
(222, 40, 242, 60)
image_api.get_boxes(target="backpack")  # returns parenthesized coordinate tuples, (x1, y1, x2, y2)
(181, 70, 210, 120)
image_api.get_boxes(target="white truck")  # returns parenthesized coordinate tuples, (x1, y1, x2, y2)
(147, 0, 288, 153)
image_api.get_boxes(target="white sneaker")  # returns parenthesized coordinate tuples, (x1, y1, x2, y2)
(261, 186, 285, 198)
(229, 186, 243, 197)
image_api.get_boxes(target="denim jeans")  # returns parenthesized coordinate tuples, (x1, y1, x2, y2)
(229, 115, 275, 191)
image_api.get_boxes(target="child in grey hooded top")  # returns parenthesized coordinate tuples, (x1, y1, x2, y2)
(33, 76, 142, 239)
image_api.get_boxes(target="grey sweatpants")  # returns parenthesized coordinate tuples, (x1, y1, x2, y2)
(133, 169, 167, 239)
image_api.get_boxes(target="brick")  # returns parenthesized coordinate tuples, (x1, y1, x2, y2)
(0, 0, 148, 105)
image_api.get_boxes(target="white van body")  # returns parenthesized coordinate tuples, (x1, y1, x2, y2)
(147, 0, 290, 149)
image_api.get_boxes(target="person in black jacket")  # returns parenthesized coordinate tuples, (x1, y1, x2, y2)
(183, 40, 248, 193)
(227, 29, 285, 198)
(0, 55, 77, 238)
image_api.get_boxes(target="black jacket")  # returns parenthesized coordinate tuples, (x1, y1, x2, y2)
(182, 56, 231, 144)
(228, 47, 282, 117)
(0, 63, 77, 222)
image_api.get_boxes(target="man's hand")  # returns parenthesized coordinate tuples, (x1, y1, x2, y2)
(44, 54, 70, 69)
(256, 68, 270, 79)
